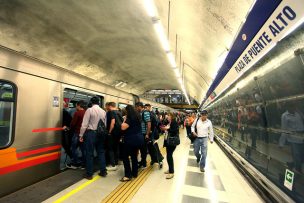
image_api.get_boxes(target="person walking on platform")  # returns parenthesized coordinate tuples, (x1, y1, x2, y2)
(120, 105, 144, 181)
(191, 110, 214, 172)
(79, 97, 107, 180)
(161, 113, 180, 179)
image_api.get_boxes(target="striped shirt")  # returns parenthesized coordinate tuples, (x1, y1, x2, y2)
(141, 110, 151, 135)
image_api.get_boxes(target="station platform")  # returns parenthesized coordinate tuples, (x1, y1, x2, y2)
(0, 129, 263, 203)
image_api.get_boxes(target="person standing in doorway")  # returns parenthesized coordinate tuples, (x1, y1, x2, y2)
(79, 97, 107, 180)
(191, 110, 214, 172)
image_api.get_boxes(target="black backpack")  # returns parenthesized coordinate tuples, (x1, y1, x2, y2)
(112, 111, 123, 136)
(96, 118, 107, 138)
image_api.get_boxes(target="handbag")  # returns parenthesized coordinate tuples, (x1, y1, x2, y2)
(167, 134, 180, 146)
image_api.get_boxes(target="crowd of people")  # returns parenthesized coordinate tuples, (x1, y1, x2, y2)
(61, 97, 203, 181)
(62, 97, 214, 181)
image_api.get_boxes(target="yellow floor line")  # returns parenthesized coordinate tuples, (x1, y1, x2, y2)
(102, 167, 152, 203)
(53, 176, 100, 203)
(102, 147, 166, 203)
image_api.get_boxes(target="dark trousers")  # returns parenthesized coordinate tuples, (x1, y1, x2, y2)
(151, 142, 163, 162)
(71, 133, 85, 165)
(166, 146, 176, 173)
(84, 130, 106, 176)
(147, 141, 159, 163)
(186, 126, 191, 136)
(108, 134, 119, 166)
(139, 136, 147, 167)
(123, 144, 139, 178)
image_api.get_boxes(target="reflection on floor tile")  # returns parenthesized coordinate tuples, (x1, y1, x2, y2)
(187, 159, 198, 167)
(187, 159, 216, 169)
(182, 195, 228, 203)
(185, 171, 225, 191)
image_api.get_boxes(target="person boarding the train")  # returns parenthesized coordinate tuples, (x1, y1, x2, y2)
(191, 110, 214, 172)
(66, 100, 86, 169)
(79, 97, 107, 179)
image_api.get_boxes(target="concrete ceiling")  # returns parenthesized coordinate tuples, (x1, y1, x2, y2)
(0, 0, 253, 103)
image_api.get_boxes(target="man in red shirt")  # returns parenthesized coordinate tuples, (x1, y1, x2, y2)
(66, 100, 86, 169)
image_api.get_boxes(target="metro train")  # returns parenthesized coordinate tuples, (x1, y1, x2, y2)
(0, 46, 174, 197)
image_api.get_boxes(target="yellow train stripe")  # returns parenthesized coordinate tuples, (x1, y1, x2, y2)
(53, 176, 100, 203)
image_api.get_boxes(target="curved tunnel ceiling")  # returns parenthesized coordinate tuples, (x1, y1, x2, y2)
(0, 0, 253, 103)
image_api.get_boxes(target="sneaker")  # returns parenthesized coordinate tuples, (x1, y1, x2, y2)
(98, 171, 108, 177)
(66, 163, 79, 169)
(83, 174, 93, 180)
(166, 174, 174, 179)
(107, 166, 118, 171)
(164, 170, 170, 174)
(200, 168, 205, 172)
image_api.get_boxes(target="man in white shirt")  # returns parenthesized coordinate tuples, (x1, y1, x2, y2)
(191, 110, 214, 172)
(79, 96, 107, 179)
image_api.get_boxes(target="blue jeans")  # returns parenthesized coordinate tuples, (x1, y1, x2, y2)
(193, 137, 208, 169)
(84, 130, 106, 176)
(71, 133, 85, 165)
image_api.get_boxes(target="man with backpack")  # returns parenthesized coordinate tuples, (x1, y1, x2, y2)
(135, 102, 154, 168)
(79, 96, 107, 179)
(191, 110, 214, 172)
(144, 104, 164, 167)
(106, 102, 123, 171)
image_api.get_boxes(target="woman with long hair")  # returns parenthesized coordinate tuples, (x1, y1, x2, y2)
(120, 105, 144, 181)
(161, 112, 179, 179)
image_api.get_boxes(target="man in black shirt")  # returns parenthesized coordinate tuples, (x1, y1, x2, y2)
(106, 102, 123, 171)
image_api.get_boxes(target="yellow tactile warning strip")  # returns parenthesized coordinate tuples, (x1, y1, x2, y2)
(101, 147, 166, 203)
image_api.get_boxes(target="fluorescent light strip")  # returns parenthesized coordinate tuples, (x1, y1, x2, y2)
(174, 68, 181, 78)
(143, 0, 158, 17)
(153, 22, 170, 52)
(167, 52, 177, 67)
(144, 0, 190, 105)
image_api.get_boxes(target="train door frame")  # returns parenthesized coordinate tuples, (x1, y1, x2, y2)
(60, 84, 105, 169)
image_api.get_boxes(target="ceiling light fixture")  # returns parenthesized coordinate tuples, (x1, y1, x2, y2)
(115, 81, 123, 87)
(120, 82, 127, 88)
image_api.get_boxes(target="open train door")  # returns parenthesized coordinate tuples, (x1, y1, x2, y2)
(132, 94, 140, 105)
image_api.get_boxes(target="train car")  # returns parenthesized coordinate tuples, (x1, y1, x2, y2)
(0, 46, 169, 197)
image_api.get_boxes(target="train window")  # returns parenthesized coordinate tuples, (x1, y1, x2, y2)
(63, 88, 104, 112)
(0, 81, 17, 149)
(118, 103, 127, 110)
